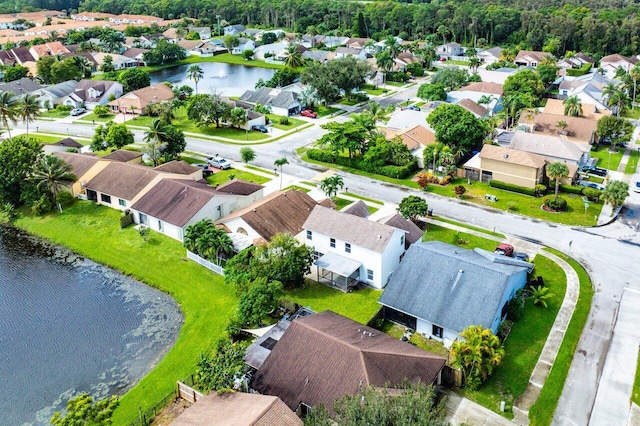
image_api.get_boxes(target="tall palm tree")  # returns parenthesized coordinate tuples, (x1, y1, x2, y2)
(18, 94, 41, 141)
(187, 64, 204, 94)
(144, 119, 169, 166)
(468, 56, 481, 73)
(609, 90, 631, 117)
(629, 64, 640, 110)
(562, 95, 582, 117)
(375, 50, 394, 73)
(546, 161, 570, 201)
(384, 35, 401, 60)
(602, 82, 619, 107)
(0, 91, 18, 140)
(320, 175, 344, 200)
(284, 45, 304, 69)
(366, 101, 394, 124)
(274, 157, 289, 190)
(30, 155, 76, 209)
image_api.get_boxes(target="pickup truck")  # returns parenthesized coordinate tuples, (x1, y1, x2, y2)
(494, 243, 514, 257)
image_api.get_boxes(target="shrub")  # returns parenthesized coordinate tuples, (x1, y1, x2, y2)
(535, 184, 547, 196)
(507, 288, 525, 321)
(583, 187, 602, 202)
(544, 196, 568, 211)
(454, 185, 467, 198)
(93, 105, 111, 117)
(385, 71, 410, 83)
(279, 116, 289, 125)
(31, 195, 52, 215)
(351, 91, 369, 102)
(56, 191, 74, 207)
(120, 211, 134, 228)
(306, 149, 418, 179)
(559, 184, 584, 195)
(489, 180, 536, 196)
(507, 202, 518, 211)
(566, 63, 592, 77)
(56, 105, 72, 112)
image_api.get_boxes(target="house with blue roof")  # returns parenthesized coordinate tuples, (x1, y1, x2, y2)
(379, 241, 531, 347)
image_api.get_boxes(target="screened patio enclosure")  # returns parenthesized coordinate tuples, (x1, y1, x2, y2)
(314, 252, 362, 292)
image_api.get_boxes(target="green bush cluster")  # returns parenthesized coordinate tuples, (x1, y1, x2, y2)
(566, 63, 592, 77)
(279, 116, 289, 125)
(544, 196, 568, 211)
(559, 183, 584, 194)
(489, 180, 537, 196)
(307, 149, 418, 179)
(385, 71, 411, 83)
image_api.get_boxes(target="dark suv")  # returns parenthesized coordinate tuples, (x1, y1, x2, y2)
(252, 124, 268, 133)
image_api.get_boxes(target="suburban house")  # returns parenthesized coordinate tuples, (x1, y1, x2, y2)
(253, 42, 288, 61)
(463, 144, 547, 188)
(177, 39, 218, 56)
(387, 109, 430, 130)
(92, 52, 138, 70)
(394, 51, 420, 70)
(557, 53, 594, 72)
(43, 138, 84, 155)
(385, 124, 436, 167)
(301, 49, 333, 63)
(514, 50, 548, 68)
(103, 149, 143, 163)
(344, 37, 373, 50)
(61, 79, 123, 110)
(240, 87, 300, 117)
(436, 42, 463, 58)
(599, 54, 638, 78)
(379, 241, 531, 347)
(250, 310, 447, 415)
(121, 47, 148, 66)
(28, 41, 69, 60)
(517, 111, 600, 144)
(334, 46, 367, 61)
(543, 98, 611, 121)
(558, 73, 615, 112)
(477, 46, 503, 65)
(224, 24, 246, 36)
(170, 392, 301, 426)
(449, 82, 503, 115)
(222, 98, 266, 130)
(215, 189, 323, 247)
(130, 177, 262, 242)
(0, 77, 41, 99)
(315, 35, 348, 48)
(376, 213, 423, 249)
(6, 46, 35, 65)
(231, 38, 256, 55)
(53, 152, 111, 197)
(33, 80, 78, 107)
(456, 98, 489, 118)
(108, 83, 174, 115)
(162, 27, 183, 43)
(187, 26, 211, 41)
(302, 205, 407, 290)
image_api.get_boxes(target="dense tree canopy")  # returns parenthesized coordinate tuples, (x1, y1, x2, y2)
(503, 69, 546, 101)
(0, 136, 43, 206)
(302, 57, 371, 103)
(118, 68, 151, 93)
(426, 104, 487, 155)
(51, 394, 118, 426)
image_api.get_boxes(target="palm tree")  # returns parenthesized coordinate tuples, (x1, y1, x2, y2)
(366, 101, 394, 124)
(375, 50, 394, 73)
(320, 175, 344, 200)
(384, 35, 401, 60)
(18, 94, 40, 140)
(30, 155, 76, 209)
(284, 46, 304, 69)
(199, 226, 234, 264)
(602, 180, 629, 216)
(274, 157, 289, 190)
(0, 91, 18, 140)
(562, 95, 582, 117)
(528, 285, 555, 308)
(187, 64, 204, 94)
(609, 90, 631, 117)
(468, 56, 481, 73)
(630, 64, 640, 110)
(144, 119, 169, 166)
(449, 325, 505, 390)
(546, 161, 570, 201)
(603, 82, 619, 107)
(298, 86, 320, 110)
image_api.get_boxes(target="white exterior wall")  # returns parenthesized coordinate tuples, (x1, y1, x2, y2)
(489, 269, 528, 333)
(95, 191, 130, 212)
(416, 318, 459, 348)
(221, 217, 262, 241)
(379, 229, 407, 287)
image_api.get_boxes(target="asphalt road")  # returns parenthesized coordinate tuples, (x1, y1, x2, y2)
(15, 93, 640, 425)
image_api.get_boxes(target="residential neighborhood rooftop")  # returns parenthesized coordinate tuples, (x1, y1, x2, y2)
(479, 144, 547, 169)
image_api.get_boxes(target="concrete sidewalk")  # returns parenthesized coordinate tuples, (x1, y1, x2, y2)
(445, 391, 515, 426)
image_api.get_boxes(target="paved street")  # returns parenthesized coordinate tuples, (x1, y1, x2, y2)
(12, 81, 640, 425)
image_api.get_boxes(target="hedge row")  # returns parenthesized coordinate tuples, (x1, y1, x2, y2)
(559, 183, 585, 194)
(306, 149, 418, 179)
(566, 63, 592, 77)
(489, 180, 537, 196)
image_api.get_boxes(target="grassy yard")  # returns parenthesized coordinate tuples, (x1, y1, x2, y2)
(361, 86, 389, 96)
(333, 197, 352, 210)
(622, 109, 640, 120)
(267, 114, 306, 131)
(77, 112, 116, 123)
(205, 168, 271, 186)
(590, 145, 624, 171)
(422, 224, 498, 252)
(385, 81, 408, 87)
(22, 133, 65, 144)
(285, 279, 382, 324)
(431, 216, 505, 238)
(40, 109, 71, 119)
(382, 321, 449, 357)
(282, 184, 311, 193)
(625, 150, 640, 174)
(528, 248, 594, 426)
(460, 255, 566, 418)
(339, 98, 361, 106)
(446, 60, 471, 66)
(316, 105, 341, 117)
(13, 202, 238, 425)
(633, 349, 640, 406)
(343, 192, 384, 205)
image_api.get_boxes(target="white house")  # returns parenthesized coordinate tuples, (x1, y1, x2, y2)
(239, 87, 300, 117)
(92, 52, 138, 70)
(188, 26, 211, 41)
(436, 42, 463, 58)
(334, 46, 367, 61)
(302, 205, 407, 290)
(477, 46, 503, 65)
(232, 38, 256, 55)
(379, 241, 531, 347)
(60, 79, 123, 110)
(253, 42, 288, 60)
(599, 54, 638, 79)
(33, 80, 78, 108)
(557, 73, 614, 112)
(224, 24, 246, 36)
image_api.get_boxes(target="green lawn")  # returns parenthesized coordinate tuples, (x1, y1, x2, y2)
(77, 112, 116, 123)
(126, 115, 155, 128)
(343, 192, 384, 205)
(285, 279, 381, 324)
(382, 321, 449, 357)
(22, 133, 64, 144)
(385, 81, 408, 87)
(633, 349, 640, 406)
(590, 145, 624, 171)
(316, 105, 341, 117)
(282, 185, 311, 193)
(205, 168, 271, 186)
(446, 60, 471, 66)
(460, 255, 566, 418)
(422, 224, 498, 252)
(431, 216, 505, 238)
(625, 150, 640, 174)
(622, 109, 640, 120)
(333, 197, 352, 210)
(267, 114, 306, 131)
(528, 248, 594, 426)
(40, 109, 71, 119)
(339, 98, 361, 106)
(13, 202, 238, 425)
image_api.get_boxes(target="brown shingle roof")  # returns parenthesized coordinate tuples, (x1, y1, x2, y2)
(303, 205, 398, 253)
(479, 144, 547, 169)
(216, 179, 264, 196)
(317, 198, 337, 209)
(377, 213, 423, 248)
(341, 200, 370, 218)
(519, 113, 597, 142)
(52, 138, 83, 149)
(515, 50, 548, 64)
(131, 179, 219, 227)
(460, 81, 504, 95)
(85, 162, 159, 200)
(153, 160, 200, 175)
(251, 311, 446, 413)
(54, 151, 104, 178)
(217, 189, 318, 242)
(600, 54, 637, 65)
(542, 98, 611, 120)
(103, 149, 143, 162)
(386, 124, 436, 151)
(170, 391, 302, 426)
(456, 98, 488, 117)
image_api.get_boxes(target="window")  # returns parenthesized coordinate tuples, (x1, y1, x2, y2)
(306, 230, 312, 240)
(118, 199, 126, 207)
(157, 220, 163, 231)
(100, 194, 111, 203)
(367, 269, 373, 280)
(432, 324, 443, 338)
(399, 253, 405, 263)
(400, 235, 404, 246)
(139, 213, 147, 225)
(330, 238, 335, 248)
(345, 243, 351, 253)
(216, 205, 222, 218)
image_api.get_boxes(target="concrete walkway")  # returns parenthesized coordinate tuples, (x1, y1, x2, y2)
(445, 390, 515, 426)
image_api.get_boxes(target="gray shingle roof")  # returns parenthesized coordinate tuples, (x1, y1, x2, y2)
(378, 241, 529, 333)
(39, 80, 78, 99)
(341, 200, 369, 218)
(240, 87, 298, 108)
(509, 132, 589, 162)
(0, 77, 41, 96)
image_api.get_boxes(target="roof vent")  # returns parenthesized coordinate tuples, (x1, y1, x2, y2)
(451, 269, 464, 291)
(503, 154, 509, 158)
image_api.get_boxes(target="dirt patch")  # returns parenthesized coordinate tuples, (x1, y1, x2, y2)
(151, 398, 192, 426)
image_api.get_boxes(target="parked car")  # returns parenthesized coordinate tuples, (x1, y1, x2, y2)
(514, 252, 530, 262)
(70, 107, 86, 116)
(401, 105, 421, 111)
(634, 180, 640, 193)
(580, 165, 608, 177)
(494, 243, 514, 257)
(193, 163, 213, 176)
(251, 124, 268, 133)
(300, 109, 317, 118)
(579, 180, 604, 190)
(207, 157, 231, 170)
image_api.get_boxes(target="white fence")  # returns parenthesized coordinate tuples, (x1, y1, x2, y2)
(186, 250, 225, 276)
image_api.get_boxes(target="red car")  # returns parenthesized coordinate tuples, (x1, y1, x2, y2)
(300, 109, 317, 118)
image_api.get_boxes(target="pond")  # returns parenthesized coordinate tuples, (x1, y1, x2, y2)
(150, 62, 277, 97)
(0, 226, 182, 425)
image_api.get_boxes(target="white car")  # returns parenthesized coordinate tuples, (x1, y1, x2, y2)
(207, 156, 231, 170)
(70, 107, 86, 116)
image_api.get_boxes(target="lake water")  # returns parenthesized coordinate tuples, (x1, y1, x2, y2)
(0, 226, 183, 425)
(150, 62, 277, 97)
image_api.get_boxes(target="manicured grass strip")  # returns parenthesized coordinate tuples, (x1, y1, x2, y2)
(422, 224, 498, 252)
(623, 109, 640, 120)
(446, 60, 471, 66)
(245, 164, 276, 175)
(382, 321, 449, 357)
(385, 81, 408, 87)
(528, 248, 594, 426)
(205, 168, 271, 186)
(633, 348, 640, 406)
(316, 106, 341, 117)
(343, 192, 384, 205)
(282, 185, 311, 193)
(75, 112, 115, 123)
(333, 197, 352, 210)
(286, 279, 381, 324)
(432, 216, 505, 238)
(40, 109, 71, 119)
(339, 98, 361, 106)
(367, 206, 379, 215)
(13, 202, 238, 424)
(23, 134, 64, 144)
(459, 255, 566, 418)
(625, 150, 640, 174)
(267, 114, 306, 130)
(590, 146, 624, 171)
